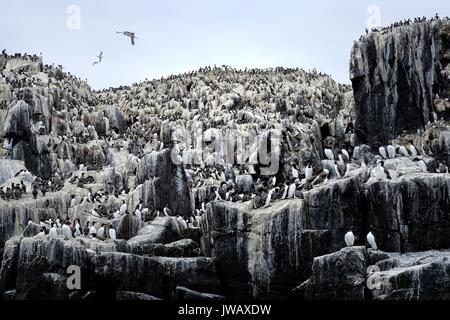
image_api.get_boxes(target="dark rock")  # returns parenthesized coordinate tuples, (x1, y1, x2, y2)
(3, 289, 16, 300)
(116, 291, 162, 300)
(91, 253, 222, 299)
(294, 247, 369, 300)
(23, 222, 41, 237)
(117, 213, 143, 240)
(0, 237, 21, 296)
(25, 272, 69, 300)
(128, 217, 185, 250)
(350, 20, 450, 146)
(137, 149, 193, 217)
(176, 286, 225, 301)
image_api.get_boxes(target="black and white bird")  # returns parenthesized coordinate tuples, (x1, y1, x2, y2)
(373, 161, 392, 180)
(387, 145, 396, 159)
(291, 165, 299, 180)
(117, 31, 137, 45)
(367, 232, 378, 250)
(324, 148, 334, 161)
(341, 149, 350, 163)
(305, 164, 313, 181)
(379, 146, 387, 159)
(281, 183, 289, 200)
(62, 223, 73, 240)
(398, 145, 409, 157)
(163, 207, 171, 217)
(408, 143, 418, 157)
(48, 223, 57, 241)
(120, 201, 127, 215)
(287, 181, 296, 199)
(108, 225, 116, 240)
(345, 229, 355, 247)
(265, 187, 280, 208)
(416, 159, 428, 172)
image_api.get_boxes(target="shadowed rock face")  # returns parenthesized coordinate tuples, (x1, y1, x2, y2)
(297, 247, 450, 300)
(350, 20, 450, 146)
(0, 230, 221, 300)
(137, 149, 192, 217)
(200, 170, 450, 299)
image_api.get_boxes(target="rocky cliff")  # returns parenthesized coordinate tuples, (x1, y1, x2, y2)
(350, 19, 450, 147)
(0, 18, 450, 301)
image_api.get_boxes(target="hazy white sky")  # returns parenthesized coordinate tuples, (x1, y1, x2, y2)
(1, 0, 448, 89)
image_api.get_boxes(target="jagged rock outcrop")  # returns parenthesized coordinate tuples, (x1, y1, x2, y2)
(92, 253, 221, 299)
(350, 19, 450, 146)
(0, 231, 222, 300)
(137, 149, 192, 217)
(296, 247, 450, 300)
(200, 168, 450, 299)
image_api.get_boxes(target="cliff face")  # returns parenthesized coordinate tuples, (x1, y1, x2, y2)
(1, 19, 450, 300)
(200, 167, 450, 299)
(350, 20, 450, 145)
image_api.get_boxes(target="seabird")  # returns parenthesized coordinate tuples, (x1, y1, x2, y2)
(97, 224, 105, 239)
(344, 229, 355, 247)
(134, 208, 142, 221)
(379, 146, 387, 159)
(387, 145, 396, 159)
(108, 225, 116, 240)
(120, 201, 127, 215)
(264, 187, 280, 208)
(409, 143, 418, 157)
(324, 148, 334, 161)
(291, 165, 299, 179)
(367, 232, 378, 250)
(398, 146, 409, 157)
(373, 161, 392, 180)
(163, 207, 171, 217)
(89, 224, 97, 237)
(62, 222, 73, 240)
(287, 182, 296, 199)
(305, 164, 313, 181)
(417, 159, 428, 172)
(341, 149, 350, 163)
(116, 31, 138, 45)
(93, 51, 103, 66)
(48, 224, 57, 241)
(281, 183, 289, 200)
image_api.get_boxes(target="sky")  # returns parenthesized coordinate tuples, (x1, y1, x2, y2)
(0, 0, 448, 89)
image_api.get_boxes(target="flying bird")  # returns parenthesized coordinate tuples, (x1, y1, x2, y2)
(117, 31, 137, 45)
(93, 51, 103, 66)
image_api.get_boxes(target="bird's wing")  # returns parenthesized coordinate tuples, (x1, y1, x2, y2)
(131, 37, 135, 45)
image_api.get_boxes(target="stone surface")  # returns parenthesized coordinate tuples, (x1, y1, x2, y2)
(296, 247, 450, 300)
(350, 20, 450, 146)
